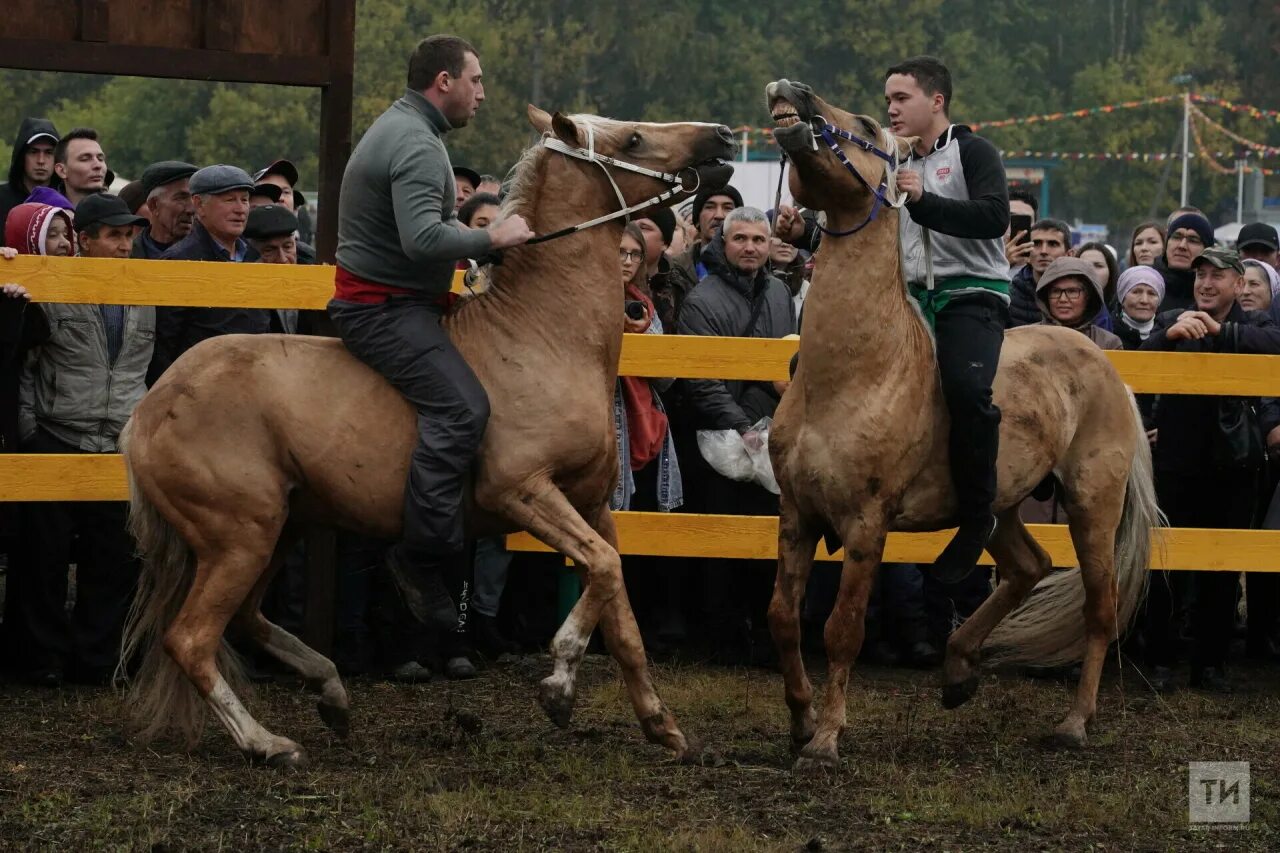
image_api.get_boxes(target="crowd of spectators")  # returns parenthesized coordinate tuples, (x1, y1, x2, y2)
(1, 112, 1279, 695)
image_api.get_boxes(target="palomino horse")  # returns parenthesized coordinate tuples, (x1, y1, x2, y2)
(119, 107, 736, 766)
(763, 81, 1161, 769)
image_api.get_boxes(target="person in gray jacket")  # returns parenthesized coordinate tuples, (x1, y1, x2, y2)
(330, 35, 532, 630)
(886, 56, 1011, 584)
(14, 192, 152, 686)
(677, 206, 796, 666)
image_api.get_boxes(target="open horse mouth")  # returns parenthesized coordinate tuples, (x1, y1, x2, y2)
(766, 80, 818, 152)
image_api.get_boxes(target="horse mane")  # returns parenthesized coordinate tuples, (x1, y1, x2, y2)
(500, 113, 624, 216)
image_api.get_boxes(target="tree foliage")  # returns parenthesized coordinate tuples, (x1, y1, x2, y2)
(0, 0, 1273, 233)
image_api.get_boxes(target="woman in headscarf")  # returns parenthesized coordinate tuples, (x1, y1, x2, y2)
(1110, 265, 1166, 350)
(1240, 258, 1280, 319)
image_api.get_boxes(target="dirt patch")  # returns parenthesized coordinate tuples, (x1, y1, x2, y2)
(1, 654, 1277, 850)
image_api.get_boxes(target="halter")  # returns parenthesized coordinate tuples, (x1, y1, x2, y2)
(526, 121, 703, 246)
(811, 116, 907, 237)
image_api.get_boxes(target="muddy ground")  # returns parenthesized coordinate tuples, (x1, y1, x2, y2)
(1, 653, 1276, 851)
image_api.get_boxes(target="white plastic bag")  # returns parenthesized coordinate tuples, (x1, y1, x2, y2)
(697, 416, 780, 494)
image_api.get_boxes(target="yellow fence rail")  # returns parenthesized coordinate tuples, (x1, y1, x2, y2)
(1, 256, 1277, 572)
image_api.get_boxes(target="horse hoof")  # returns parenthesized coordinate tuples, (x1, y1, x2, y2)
(537, 676, 575, 729)
(941, 676, 980, 710)
(1044, 726, 1087, 750)
(264, 747, 308, 770)
(677, 739, 724, 767)
(318, 700, 350, 739)
(793, 751, 839, 773)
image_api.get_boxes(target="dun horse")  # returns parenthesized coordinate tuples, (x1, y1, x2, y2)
(764, 81, 1161, 769)
(119, 108, 736, 766)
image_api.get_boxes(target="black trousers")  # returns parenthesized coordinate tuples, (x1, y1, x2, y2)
(329, 297, 490, 565)
(1145, 470, 1255, 669)
(13, 429, 139, 672)
(934, 294, 1008, 521)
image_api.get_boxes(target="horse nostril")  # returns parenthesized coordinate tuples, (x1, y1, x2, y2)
(715, 125, 735, 145)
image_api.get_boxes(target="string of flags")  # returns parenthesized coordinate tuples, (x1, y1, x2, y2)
(1192, 105, 1280, 155)
(971, 95, 1181, 130)
(728, 92, 1280, 171)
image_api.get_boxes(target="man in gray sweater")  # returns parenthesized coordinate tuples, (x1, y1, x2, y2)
(330, 35, 532, 629)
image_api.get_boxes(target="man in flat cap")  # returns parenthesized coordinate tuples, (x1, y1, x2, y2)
(14, 192, 152, 686)
(130, 160, 198, 260)
(149, 165, 270, 382)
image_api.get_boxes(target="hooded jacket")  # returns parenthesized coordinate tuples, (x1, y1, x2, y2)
(675, 231, 796, 432)
(1035, 259, 1123, 350)
(0, 119, 59, 239)
(8, 204, 154, 452)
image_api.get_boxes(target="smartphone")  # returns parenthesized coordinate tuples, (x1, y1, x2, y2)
(1010, 213, 1033, 244)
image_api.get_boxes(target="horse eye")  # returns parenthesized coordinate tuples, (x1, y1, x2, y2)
(629, 132, 642, 148)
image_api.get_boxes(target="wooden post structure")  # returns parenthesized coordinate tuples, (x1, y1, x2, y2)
(1, 0, 357, 652)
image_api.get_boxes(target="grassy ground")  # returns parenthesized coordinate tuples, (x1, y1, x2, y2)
(1, 654, 1277, 851)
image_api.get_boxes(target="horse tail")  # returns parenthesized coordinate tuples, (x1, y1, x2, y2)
(984, 390, 1162, 666)
(117, 421, 246, 748)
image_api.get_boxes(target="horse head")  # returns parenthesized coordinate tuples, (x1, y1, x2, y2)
(525, 106, 737, 215)
(765, 80, 917, 222)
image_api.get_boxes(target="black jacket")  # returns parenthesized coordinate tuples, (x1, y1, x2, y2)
(1109, 308, 1149, 351)
(675, 234, 796, 432)
(149, 220, 272, 383)
(0, 118, 59, 241)
(1154, 256, 1196, 313)
(647, 254, 697, 333)
(1008, 264, 1040, 327)
(1140, 304, 1280, 474)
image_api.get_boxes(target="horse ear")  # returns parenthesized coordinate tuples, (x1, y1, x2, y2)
(550, 111, 581, 147)
(527, 105, 552, 134)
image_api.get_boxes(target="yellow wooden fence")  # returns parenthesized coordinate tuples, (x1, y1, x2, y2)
(1, 255, 1277, 572)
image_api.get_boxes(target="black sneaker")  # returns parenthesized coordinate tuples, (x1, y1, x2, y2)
(473, 614, 519, 659)
(933, 515, 997, 585)
(1148, 664, 1175, 693)
(1190, 666, 1233, 694)
(384, 547, 457, 632)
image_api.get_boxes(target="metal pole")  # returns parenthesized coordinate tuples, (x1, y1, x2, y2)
(1180, 90, 1191, 207)
(1237, 159, 1246, 224)
(741, 129, 750, 163)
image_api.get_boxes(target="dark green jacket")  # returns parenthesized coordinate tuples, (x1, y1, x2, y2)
(336, 89, 491, 294)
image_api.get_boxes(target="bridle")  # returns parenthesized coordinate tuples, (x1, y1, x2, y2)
(526, 121, 704, 246)
(808, 115, 907, 237)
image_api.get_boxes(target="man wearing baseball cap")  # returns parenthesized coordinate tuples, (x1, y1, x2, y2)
(17, 192, 155, 686)
(1140, 244, 1280, 693)
(253, 159, 299, 211)
(0, 118, 60, 239)
(130, 160, 198, 260)
(452, 164, 481, 209)
(72, 193, 148, 260)
(1237, 222, 1279, 268)
(151, 165, 270, 382)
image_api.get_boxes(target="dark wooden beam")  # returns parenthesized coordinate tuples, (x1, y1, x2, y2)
(78, 0, 109, 42)
(0, 38, 332, 87)
(315, 0, 356, 263)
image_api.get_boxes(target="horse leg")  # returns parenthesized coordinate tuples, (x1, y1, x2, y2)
(941, 509, 1051, 709)
(1050, 499, 1123, 749)
(495, 480, 625, 730)
(231, 532, 351, 738)
(794, 519, 884, 771)
(768, 498, 820, 751)
(587, 507, 695, 759)
(166, 543, 304, 767)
